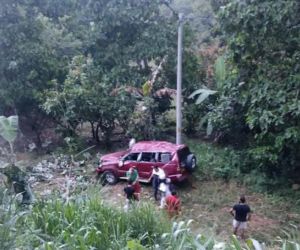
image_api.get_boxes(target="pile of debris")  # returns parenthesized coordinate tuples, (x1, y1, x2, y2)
(28, 154, 91, 187)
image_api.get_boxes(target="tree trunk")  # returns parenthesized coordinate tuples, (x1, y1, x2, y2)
(95, 123, 100, 143)
(90, 121, 96, 139)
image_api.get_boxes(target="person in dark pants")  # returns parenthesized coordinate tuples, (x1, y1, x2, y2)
(230, 195, 252, 239)
(126, 166, 141, 200)
(123, 181, 136, 211)
(148, 166, 166, 201)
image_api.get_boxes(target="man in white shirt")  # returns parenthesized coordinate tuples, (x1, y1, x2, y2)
(149, 166, 166, 201)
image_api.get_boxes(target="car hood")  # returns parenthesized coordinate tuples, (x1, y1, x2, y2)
(101, 150, 127, 163)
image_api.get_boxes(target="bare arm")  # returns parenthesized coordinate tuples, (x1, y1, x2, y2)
(230, 208, 235, 217)
(148, 171, 154, 182)
(247, 211, 252, 221)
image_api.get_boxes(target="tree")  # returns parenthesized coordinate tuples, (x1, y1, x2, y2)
(43, 55, 137, 143)
(209, 0, 300, 181)
(0, 0, 81, 146)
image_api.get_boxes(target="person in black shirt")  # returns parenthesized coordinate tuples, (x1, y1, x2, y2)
(230, 195, 251, 239)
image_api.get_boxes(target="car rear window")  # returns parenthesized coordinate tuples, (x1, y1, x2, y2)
(177, 147, 191, 163)
(158, 152, 171, 163)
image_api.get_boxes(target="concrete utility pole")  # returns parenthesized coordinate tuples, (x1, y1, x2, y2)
(176, 13, 184, 145)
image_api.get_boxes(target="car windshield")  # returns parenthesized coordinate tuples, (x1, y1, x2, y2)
(177, 147, 191, 164)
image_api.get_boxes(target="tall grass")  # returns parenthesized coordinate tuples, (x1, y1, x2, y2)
(20, 189, 171, 249)
(0, 188, 29, 249)
(0, 185, 299, 249)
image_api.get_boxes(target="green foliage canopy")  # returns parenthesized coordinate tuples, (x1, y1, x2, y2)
(209, 0, 300, 180)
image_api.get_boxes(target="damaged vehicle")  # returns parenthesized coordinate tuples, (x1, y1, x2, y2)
(96, 141, 197, 184)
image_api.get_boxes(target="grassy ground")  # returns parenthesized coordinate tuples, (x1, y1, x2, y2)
(97, 179, 299, 248)
(98, 139, 300, 248)
(22, 139, 300, 248)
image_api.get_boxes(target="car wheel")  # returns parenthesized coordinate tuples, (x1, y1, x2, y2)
(185, 154, 197, 172)
(102, 171, 118, 185)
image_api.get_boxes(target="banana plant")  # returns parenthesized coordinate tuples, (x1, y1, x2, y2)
(0, 116, 18, 156)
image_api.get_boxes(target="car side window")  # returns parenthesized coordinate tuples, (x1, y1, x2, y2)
(123, 153, 140, 161)
(140, 152, 156, 162)
(158, 152, 171, 163)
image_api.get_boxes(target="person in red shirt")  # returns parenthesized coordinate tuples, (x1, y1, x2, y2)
(165, 191, 181, 218)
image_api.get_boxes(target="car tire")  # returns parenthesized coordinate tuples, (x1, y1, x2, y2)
(102, 171, 118, 185)
(185, 154, 197, 172)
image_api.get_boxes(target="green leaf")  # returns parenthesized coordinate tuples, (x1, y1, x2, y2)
(214, 56, 226, 89)
(246, 238, 262, 250)
(142, 81, 151, 96)
(0, 116, 19, 143)
(188, 88, 217, 105)
(127, 240, 145, 250)
(231, 235, 242, 250)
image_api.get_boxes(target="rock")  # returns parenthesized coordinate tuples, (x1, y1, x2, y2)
(41, 139, 52, 148)
(292, 184, 300, 190)
(28, 176, 37, 184)
(32, 164, 46, 173)
(213, 242, 226, 250)
(28, 143, 36, 152)
(36, 173, 53, 182)
(40, 190, 52, 196)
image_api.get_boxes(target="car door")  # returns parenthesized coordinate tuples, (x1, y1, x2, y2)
(137, 152, 157, 180)
(158, 152, 177, 177)
(118, 152, 141, 177)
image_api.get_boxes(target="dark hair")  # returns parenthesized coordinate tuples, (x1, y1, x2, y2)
(239, 195, 246, 203)
(128, 180, 133, 185)
(171, 191, 177, 196)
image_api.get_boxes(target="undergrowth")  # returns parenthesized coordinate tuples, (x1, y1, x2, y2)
(188, 139, 300, 203)
(0, 184, 299, 249)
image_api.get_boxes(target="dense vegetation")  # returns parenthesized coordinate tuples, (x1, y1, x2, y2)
(204, 0, 300, 191)
(1, 0, 299, 190)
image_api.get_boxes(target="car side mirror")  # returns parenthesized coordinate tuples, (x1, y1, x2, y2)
(118, 160, 124, 167)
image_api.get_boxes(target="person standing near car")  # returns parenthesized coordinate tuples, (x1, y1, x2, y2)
(230, 195, 252, 239)
(148, 165, 166, 201)
(126, 166, 141, 200)
(159, 178, 173, 208)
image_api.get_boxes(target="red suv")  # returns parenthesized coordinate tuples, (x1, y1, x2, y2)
(96, 141, 196, 184)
